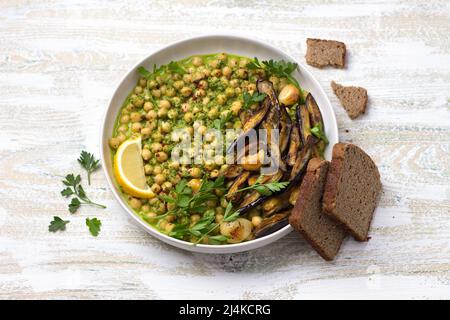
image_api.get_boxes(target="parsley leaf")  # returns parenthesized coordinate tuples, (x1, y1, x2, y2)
(137, 66, 152, 79)
(247, 57, 302, 93)
(167, 61, 186, 74)
(232, 176, 290, 197)
(243, 91, 266, 110)
(86, 217, 102, 237)
(61, 174, 106, 214)
(48, 216, 70, 232)
(310, 123, 329, 145)
(223, 202, 240, 222)
(77, 151, 100, 185)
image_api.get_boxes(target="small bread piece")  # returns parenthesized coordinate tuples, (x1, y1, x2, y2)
(331, 81, 368, 119)
(323, 143, 381, 241)
(305, 38, 346, 68)
(290, 158, 347, 261)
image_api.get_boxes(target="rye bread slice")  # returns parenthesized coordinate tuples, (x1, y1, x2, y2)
(323, 143, 381, 241)
(305, 38, 346, 68)
(290, 158, 347, 261)
(331, 81, 368, 119)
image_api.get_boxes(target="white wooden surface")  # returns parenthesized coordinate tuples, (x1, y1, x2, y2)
(0, 0, 449, 300)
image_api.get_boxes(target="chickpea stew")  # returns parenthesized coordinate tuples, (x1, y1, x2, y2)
(109, 53, 328, 245)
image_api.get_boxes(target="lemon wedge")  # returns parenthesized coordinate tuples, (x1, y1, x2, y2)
(113, 136, 155, 199)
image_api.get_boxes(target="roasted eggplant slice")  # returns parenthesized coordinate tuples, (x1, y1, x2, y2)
(279, 104, 292, 155)
(226, 171, 250, 203)
(305, 93, 323, 129)
(237, 170, 283, 214)
(221, 164, 243, 179)
(288, 183, 302, 206)
(289, 146, 312, 184)
(297, 103, 313, 146)
(285, 124, 301, 166)
(254, 210, 291, 239)
(227, 96, 270, 154)
(262, 191, 291, 217)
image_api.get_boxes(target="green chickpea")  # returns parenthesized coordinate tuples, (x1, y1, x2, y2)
(231, 101, 242, 115)
(143, 101, 153, 111)
(159, 100, 171, 109)
(169, 161, 180, 169)
(154, 173, 166, 185)
(233, 120, 242, 130)
(130, 112, 141, 122)
(188, 167, 202, 178)
(215, 213, 224, 223)
(152, 89, 161, 98)
(151, 183, 161, 194)
(144, 164, 153, 175)
(152, 132, 163, 142)
(159, 85, 167, 95)
(151, 142, 163, 153)
(148, 80, 157, 88)
(130, 198, 142, 210)
(225, 87, 235, 97)
(183, 112, 193, 123)
(131, 122, 142, 132)
(139, 78, 147, 87)
(220, 197, 229, 208)
(216, 94, 227, 105)
(141, 127, 152, 136)
(222, 66, 232, 78)
(109, 137, 120, 149)
(153, 165, 163, 174)
(229, 79, 239, 88)
(187, 178, 201, 193)
(141, 204, 150, 213)
(120, 115, 130, 124)
(192, 72, 204, 82)
(180, 86, 192, 97)
(155, 151, 168, 162)
(194, 89, 206, 99)
(146, 110, 157, 120)
(181, 103, 191, 112)
(157, 108, 168, 119)
(142, 149, 152, 161)
(237, 68, 248, 79)
(228, 58, 238, 68)
(210, 169, 219, 178)
(198, 80, 208, 90)
(190, 214, 201, 225)
(161, 181, 173, 192)
(239, 58, 249, 68)
(217, 53, 227, 61)
(197, 125, 207, 135)
(192, 106, 201, 114)
(134, 86, 143, 94)
(174, 80, 184, 90)
(118, 124, 127, 133)
(126, 103, 135, 111)
(183, 74, 193, 83)
(166, 87, 175, 97)
(208, 59, 220, 68)
(211, 69, 221, 77)
(192, 57, 203, 67)
(160, 122, 172, 133)
(168, 109, 178, 120)
(208, 108, 219, 119)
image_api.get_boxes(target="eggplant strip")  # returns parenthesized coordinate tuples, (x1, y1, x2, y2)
(285, 124, 301, 166)
(305, 93, 324, 129)
(226, 171, 250, 203)
(262, 191, 292, 217)
(254, 210, 291, 239)
(221, 164, 243, 179)
(279, 104, 292, 155)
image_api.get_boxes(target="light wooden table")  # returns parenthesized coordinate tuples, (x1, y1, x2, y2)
(0, 0, 449, 300)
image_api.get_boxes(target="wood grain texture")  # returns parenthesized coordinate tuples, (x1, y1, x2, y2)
(0, 0, 449, 299)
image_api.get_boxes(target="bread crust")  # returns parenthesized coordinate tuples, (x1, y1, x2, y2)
(323, 143, 381, 241)
(305, 38, 346, 69)
(290, 158, 344, 261)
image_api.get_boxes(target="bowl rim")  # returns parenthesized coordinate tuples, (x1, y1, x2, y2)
(100, 34, 338, 253)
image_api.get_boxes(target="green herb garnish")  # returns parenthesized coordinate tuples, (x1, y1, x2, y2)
(86, 217, 102, 237)
(247, 57, 300, 89)
(61, 174, 106, 213)
(77, 151, 100, 185)
(311, 123, 329, 145)
(49, 216, 70, 232)
(232, 176, 289, 197)
(167, 61, 186, 74)
(243, 91, 266, 110)
(137, 66, 152, 78)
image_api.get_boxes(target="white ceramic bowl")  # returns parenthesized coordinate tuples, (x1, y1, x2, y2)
(100, 35, 338, 254)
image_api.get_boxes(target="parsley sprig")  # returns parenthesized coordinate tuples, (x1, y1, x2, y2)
(49, 216, 70, 232)
(247, 57, 300, 89)
(86, 217, 102, 237)
(77, 151, 100, 185)
(243, 91, 267, 110)
(311, 123, 329, 145)
(232, 176, 289, 197)
(61, 174, 106, 213)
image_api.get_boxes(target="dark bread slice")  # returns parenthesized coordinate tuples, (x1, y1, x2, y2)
(290, 158, 347, 261)
(305, 38, 346, 68)
(323, 143, 381, 241)
(331, 81, 368, 119)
